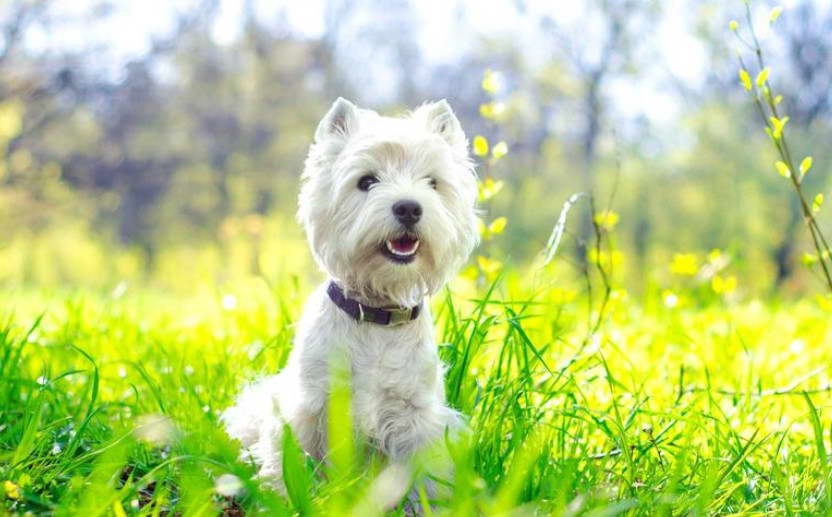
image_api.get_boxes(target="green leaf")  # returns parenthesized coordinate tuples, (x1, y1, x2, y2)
(799, 156, 813, 177)
(775, 161, 791, 178)
(282, 425, 314, 514)
(813, 193, 824, 214)
(756, 67, 770, 87)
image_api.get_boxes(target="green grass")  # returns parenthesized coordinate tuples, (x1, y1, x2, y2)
(1, 274, 831, 516)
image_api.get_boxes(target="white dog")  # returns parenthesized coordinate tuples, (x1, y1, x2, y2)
(222, 98, 479, 497)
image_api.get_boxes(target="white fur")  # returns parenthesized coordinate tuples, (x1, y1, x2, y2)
(222, 98, 479, 494)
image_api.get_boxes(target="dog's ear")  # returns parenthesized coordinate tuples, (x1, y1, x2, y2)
(315, 97, 360, 143)
(418, 100, 466, 152)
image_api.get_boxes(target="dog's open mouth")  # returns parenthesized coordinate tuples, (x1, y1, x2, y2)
(381, 234, 420, 264)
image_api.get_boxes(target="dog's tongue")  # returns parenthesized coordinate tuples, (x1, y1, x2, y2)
(390, 235, 418, 253)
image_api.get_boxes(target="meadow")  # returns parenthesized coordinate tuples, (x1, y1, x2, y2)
(2, 226, 832, 515)
(3, 1, 832, 515)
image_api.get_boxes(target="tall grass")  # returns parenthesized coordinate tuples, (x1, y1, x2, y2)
(1, 273, 830, 515)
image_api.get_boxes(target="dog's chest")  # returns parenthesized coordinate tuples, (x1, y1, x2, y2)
(347, 321, 439, 398)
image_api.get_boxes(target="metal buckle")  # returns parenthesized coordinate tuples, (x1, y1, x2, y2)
(386, 307, 412, 326)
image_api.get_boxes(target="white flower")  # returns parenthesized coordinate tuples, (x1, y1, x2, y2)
(214, 473, 244, 497)
(134, 414, 177, 446)
(221, 295, 238, 310)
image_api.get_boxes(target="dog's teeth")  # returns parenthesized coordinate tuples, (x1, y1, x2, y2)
(386, 239, 419, 256)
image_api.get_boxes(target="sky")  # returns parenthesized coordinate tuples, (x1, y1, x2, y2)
(18, 0, 794, 125)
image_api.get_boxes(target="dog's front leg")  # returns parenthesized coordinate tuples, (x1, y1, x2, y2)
(376, 401, 462, 512)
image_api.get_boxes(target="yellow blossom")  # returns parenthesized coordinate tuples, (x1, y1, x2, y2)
(479, 102, 506, 120)
(479, 216, 508, 240)
(669, 253, 698, 276)
(549, 287, 578, 304)
(491, 141, 508, 160)
(478, 177, 504, 202)
(588, 249, 624, 268)
(812, 193, 824, 214)
(593, 210, 620, 231)
(799, 156, 813, 179)
(477, 255, 503, 278)
(481, 69, 502, 94)
(711, 275, 737, 295)
(739, 69, 752, 91)
(770, 116, 789, 139)
(472, 135, 489, 157)
(3, 480, 21, 499)
(775, 161, 791, 178)
(756, 67, 770, 87)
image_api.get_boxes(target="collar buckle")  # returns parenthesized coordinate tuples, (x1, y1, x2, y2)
(386, 307, 414, 326)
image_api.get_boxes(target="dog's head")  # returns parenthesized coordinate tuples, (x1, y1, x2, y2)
(299, 98, 479, 306)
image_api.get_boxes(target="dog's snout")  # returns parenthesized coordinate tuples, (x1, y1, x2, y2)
(392, 200, 422, 227)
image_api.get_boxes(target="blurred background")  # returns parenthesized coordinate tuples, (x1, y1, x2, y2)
(0, 0, 830, 298)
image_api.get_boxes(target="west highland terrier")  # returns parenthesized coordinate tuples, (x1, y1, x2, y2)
(222, 98, 479, 501)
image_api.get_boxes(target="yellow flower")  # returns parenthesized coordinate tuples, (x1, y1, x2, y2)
(472, 135, 489, 157)
(477, 255, 503, 278)
(769, 6, 783, 24)
(729, 20, 739, 31)
(481, 69, 502, 94)
(662, 289, 679, 308)
(770, 116, 789, 139)
(775, 161, 791, 178)
(669, 253, 698, 276)
(479, 102, 506, 120)
(478, 216, 508, 241)
(756, 67, 770, 87)
(491, 141, 508, 160)
(708, 249, 722, 263)
(488, 216, 507, 235)
(802, 253, 818, 267)
(3, 480, 21, 500)
(799, 156, 813, 179)
(0, 100, 24, 141)
(549, 287, 577, 304)
(711, 275, 737, 295)
(817, 294, 832, 312)
(588, 249, 623, 268)
(593, 210, 620, 231)
(478, 177, 504, 202)
(739, 69, 752, 91)
(813, 193, 824, 214)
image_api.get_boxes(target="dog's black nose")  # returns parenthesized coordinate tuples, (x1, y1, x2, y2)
(392, 200, 422, 227)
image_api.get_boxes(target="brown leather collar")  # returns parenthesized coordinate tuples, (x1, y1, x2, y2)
(327, 282, 421, 326)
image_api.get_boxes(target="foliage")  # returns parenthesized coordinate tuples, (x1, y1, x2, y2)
(733, 3, 832, 293)
(1, 266, 832, 515)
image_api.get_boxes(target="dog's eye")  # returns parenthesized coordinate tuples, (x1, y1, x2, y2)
(357, 174, 379, 191)
(428, 177, 438, 190)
